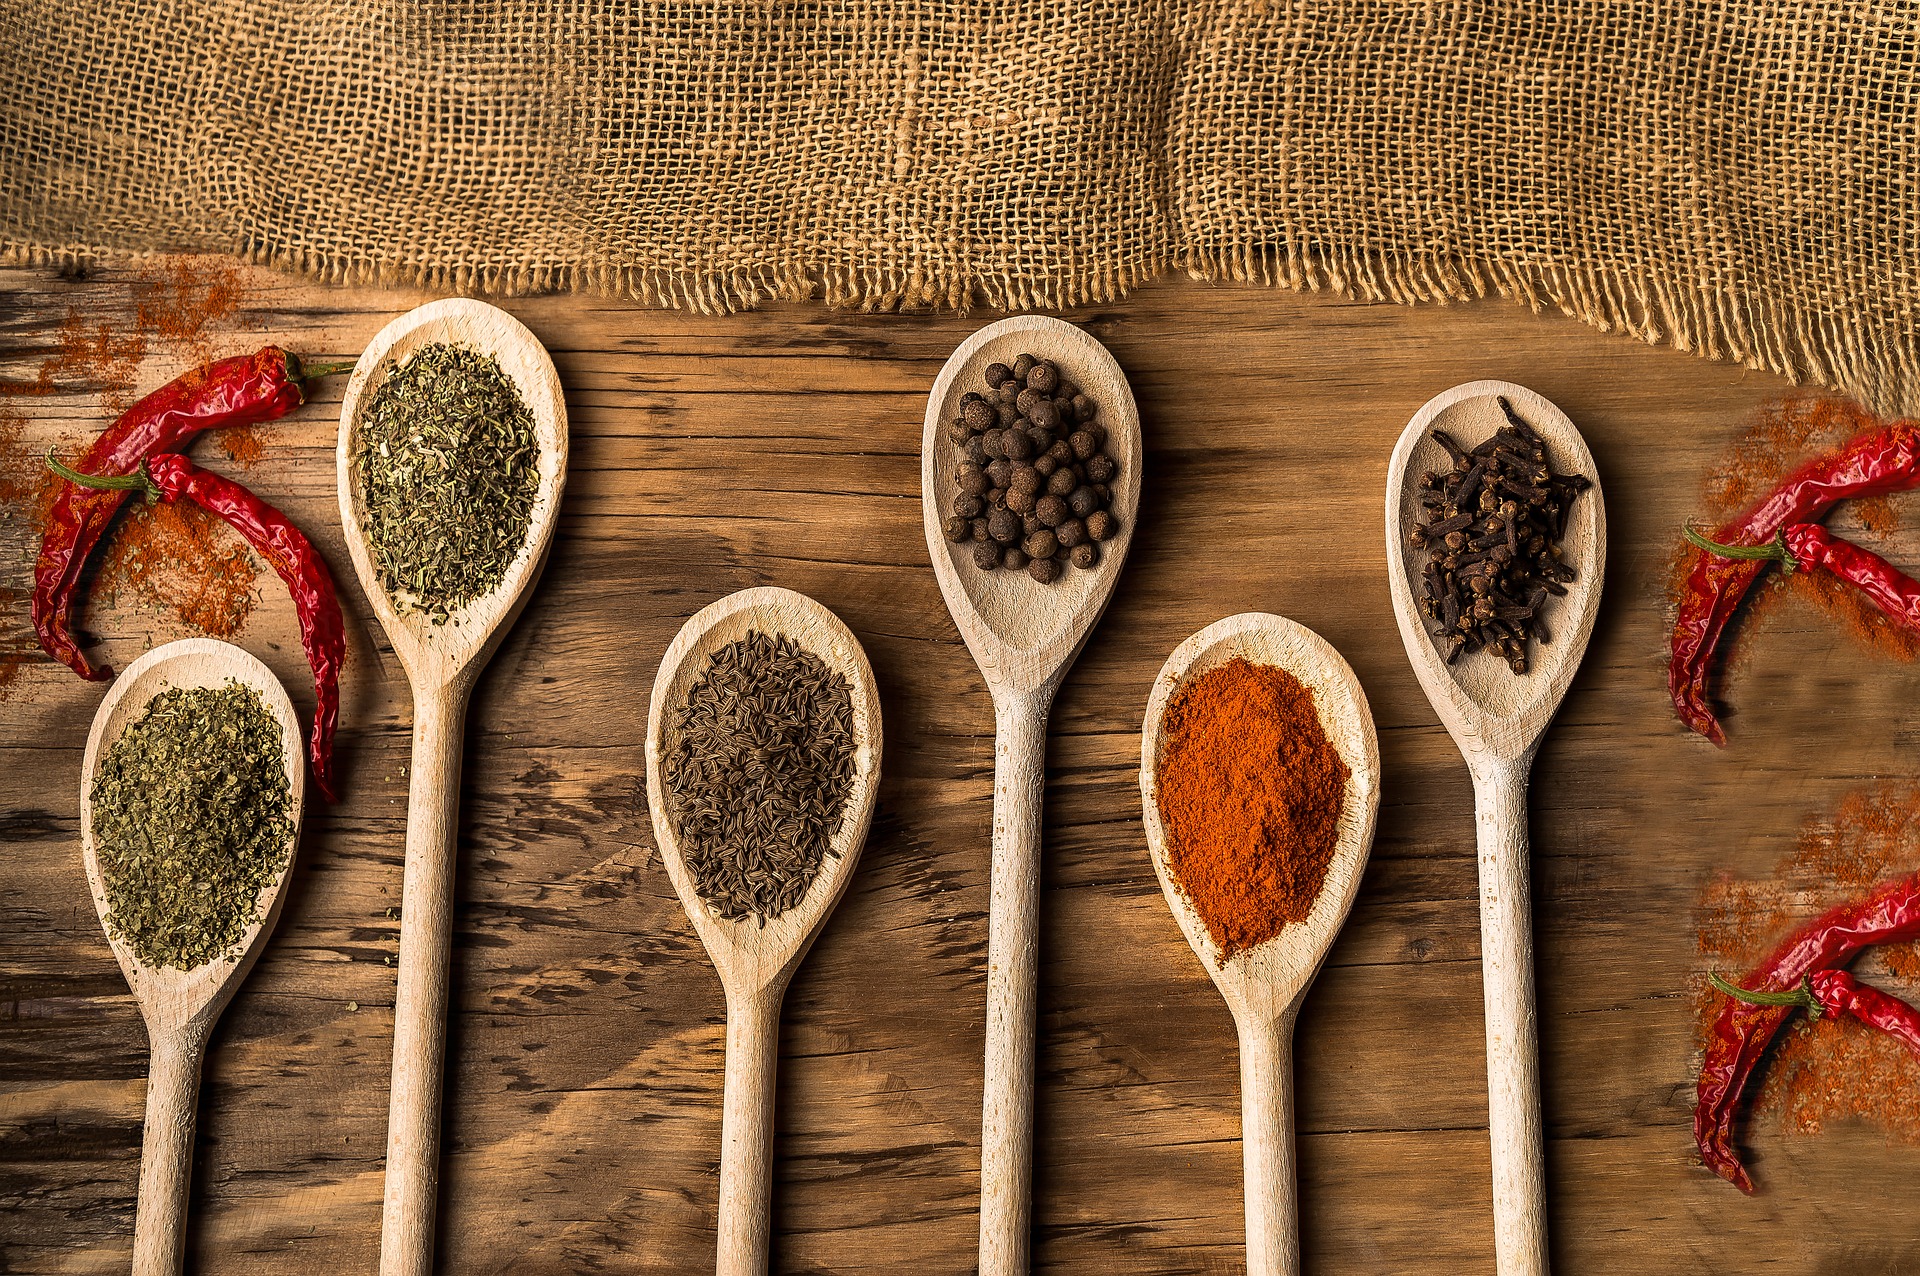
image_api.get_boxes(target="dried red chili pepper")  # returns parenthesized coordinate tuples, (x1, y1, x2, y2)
(49, 452, 346, 803)
(33, 349, 351, 681)
(1686, 523, 1920, 633)
(1695, 876, 1920, 1191)
(1711, 970, 1920, 1057)
(1669, 422, 1920, 744)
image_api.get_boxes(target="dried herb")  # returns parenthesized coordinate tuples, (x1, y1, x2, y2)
(90, 681, 295, 970)
(663, 631, 856, 923)
(355, 342, 539, 623)
(1409, 397, 1591, 674)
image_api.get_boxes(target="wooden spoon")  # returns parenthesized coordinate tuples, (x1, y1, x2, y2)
(644, 586, 883, 1276)
(335, 297, 569, 1276)
(79, 637, 306, 1276)
(1138, 613, 1380, 1276)
(920, 315, 1141, 1275)
(1383, 380, 1606, 1275)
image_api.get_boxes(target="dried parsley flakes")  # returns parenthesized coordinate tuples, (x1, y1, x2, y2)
(90, 681, 295, 971)
(356, 342, 540, 623)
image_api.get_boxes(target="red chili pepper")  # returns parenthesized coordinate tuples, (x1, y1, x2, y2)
(1668, 422, 1920, 744)
(33, 349, 351, 681)
(1711, 969, 1920, 1056)
(1695, 876, 1920, 1191)
(49, 452, 346, 803)
(1686, 522, 1920, 633)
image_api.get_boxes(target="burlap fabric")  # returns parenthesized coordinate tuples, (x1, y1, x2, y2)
(5, 2, 1916, 411)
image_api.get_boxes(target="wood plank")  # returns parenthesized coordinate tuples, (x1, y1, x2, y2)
(5, 258, 1920, 1273)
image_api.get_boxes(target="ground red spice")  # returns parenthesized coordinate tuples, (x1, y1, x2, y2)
(1155, 657, 1350, 961)
(0, 258, 263, 696)
(1669, 395, 1920, 669)
(1694, 783, 1920, 1144)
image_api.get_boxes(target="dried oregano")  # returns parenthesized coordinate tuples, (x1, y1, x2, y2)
(90, 682, 295, 970)
(663, 631, 856, 923)
(356, 342, 539, 623)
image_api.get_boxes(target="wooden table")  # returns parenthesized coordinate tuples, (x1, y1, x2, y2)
(5, 260, 1919, 1274)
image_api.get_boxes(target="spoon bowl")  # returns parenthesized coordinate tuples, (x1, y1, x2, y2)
(1139, 613, 1379, 1276)
(80, 637, 305, 1276)
(1384, 380, 1606, 752)
(337, 297, 569, 1276)
(922, 314, 1141, 687)
(645, 586, 882, 1276)
(920, 315, 1141, 1274)
(1382, 380, 1606, 1276)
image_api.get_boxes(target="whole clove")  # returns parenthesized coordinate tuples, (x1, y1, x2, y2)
(1409, 397, 1591, 674)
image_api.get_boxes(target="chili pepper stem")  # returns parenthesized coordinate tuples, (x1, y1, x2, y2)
(46, 450, 161, 503)
(290, 356, 357, 380)
(1684, 524, 1799, 573)
(1709, 971, 1822, 1017)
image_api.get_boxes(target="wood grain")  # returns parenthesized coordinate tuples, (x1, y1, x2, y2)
(6, 260, 1920, 1274)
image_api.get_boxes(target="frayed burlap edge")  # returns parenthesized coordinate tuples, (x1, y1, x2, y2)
(7, 235, 1913, 417)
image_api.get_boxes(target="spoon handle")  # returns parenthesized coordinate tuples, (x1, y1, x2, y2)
(718, 983, 784, 1276)
(979, 690, 1049, 1276)
(1236, 1010, 1300, 1276)
(132, 1024, 208, 1276)
(1469, 755, 1547, 1276)
(380, 686, 469, 1276)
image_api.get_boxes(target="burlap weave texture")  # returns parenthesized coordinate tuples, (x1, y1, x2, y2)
(4, 1, 1915, 411)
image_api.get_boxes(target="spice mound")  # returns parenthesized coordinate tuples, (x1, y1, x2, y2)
(664, 630, 857, 923)
(1409, 398, 1590, 674)
(90, 681, 296, 971)
(939, 352, 1122, 583)
(356, 342, 540, 623)
(1154, 657, 1350, 961)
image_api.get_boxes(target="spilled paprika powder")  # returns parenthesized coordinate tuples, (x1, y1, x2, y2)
(1154, 657, 1350, 960)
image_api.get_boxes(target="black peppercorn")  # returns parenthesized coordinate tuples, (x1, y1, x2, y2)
(1046, 439, 1073, 464)
(1023, 529, 1058, 560)
(1086, 510, 1116, 541)
(1035, 494, 1069, 527)
(945, 417, 972, 445)
(1046, 467, 1076, 497)
(1057, 379, 1079, 401)
(987, 458, 1012, 489)
(1027, 399, 1060, 431)
(1023, 514, 1042, 535)
(953, 492, 983, 519)
(1009, 464, 1041, 495)
(1006, 485, 1037, 515)
(964, 436, 988, 467)
(1092, 482, 1109, 503)
(1027, 555, 1059, 584)
(972, 540, 1001, 571)
(983, 429, 1005, 460)
(1085, 421, 1108, 446)
(985, 362, 1013, 388)
(1016, 388, 1043, 416)
(1067, 485, 1099, 518)
(996, 401, 1019, 427)
(1013, 353, 1036, 381)
(943, 515, 969, 543)
(1034, 454, 1057, 477)
(1072, 393, 1095, 422)
(1068, 430, 1097, 461)
(1026, 362, 1058, 394)
(1003, 429, 1033, 461)
(970, 518, 990, 542)
(1085, 454, 1117, 484)
(1026, 427, 1053, 454)
(1002, 546, 1028, 571)
(958, 463, 989, 496)
(988, 507, 1021, 544)
(997, 381, 1020, 404)
(986, 487, 1005, 507)
(1055, 518, 1086, 548)
(962, 398, 995, 431)
(1070, 541, 1098, 569)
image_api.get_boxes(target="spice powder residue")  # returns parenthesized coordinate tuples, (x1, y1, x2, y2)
(1694, 783, 1920, 1146)
(1671, 396, 1920, 668)
(1155, 657, 1349, 961)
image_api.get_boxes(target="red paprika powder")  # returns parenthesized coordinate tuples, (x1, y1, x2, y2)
(1155, 657, 1350, 959)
